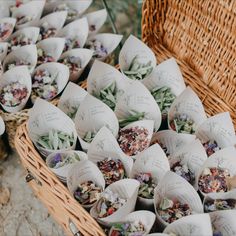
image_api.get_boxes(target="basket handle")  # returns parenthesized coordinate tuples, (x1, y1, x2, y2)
(69, 219, 81, 236)
(25, 170, 42, 186)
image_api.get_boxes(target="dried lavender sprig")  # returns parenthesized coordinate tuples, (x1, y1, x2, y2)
(119, 110, 145, 128)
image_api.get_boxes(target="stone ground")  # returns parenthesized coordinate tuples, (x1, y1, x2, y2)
(0, 153, 65, 236)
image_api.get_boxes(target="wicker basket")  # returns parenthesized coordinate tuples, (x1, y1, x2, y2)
(15, 1, 236, 236)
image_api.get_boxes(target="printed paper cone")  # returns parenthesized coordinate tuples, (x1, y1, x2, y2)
(0, 43, 8, 61)
(0, 66, 31, 113)
(59, 48, 93, 82)
(37, 37, 65, 63)
(0, 17, 16, 42)
(196, 147, 236, 197)
(8, 27, 40, 52)
(168, 87, 207, 133)
(203, 189, 236, 213)
(109, 210, 156, 236)
(0, 116, 5, 136)
(130, 144, 170, 207)
(143, 57, 186, 96)
(31, 62, 69, 102)
(46, 150, 87, 182)
(88, 126, 133, 176)
(151, 130, 196, 157)
(74, 94, 119, 149)
(119, 35, 156, 81)
(210, 210, 236, 236)
(87, 60, 127, 106)
(37, 11, 67, 40)
(196, 112, 236, 150)
(154, 171, 203, 228)
(90, 179, 140, 226)
(58, 82, 87, 119)
(12, 1, 45, 29)
(28, 98, 77, 157)
(169, 139, 208, 189)
(3, 44, 37, 73)
(163, 214, 212, 236)
(87, 33, 123, 61)
(67, 160, 105, 209)
(115, 81, 162, 130)
(85, 9, 107, 36)
(118, 120, 154, 158)
(56, 17, 88, 50)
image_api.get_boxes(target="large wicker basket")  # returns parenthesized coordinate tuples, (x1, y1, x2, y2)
(15, 1, 236, 236)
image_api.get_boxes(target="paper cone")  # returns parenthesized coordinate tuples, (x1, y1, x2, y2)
(151, 130, 196, 157)
(168, 87, 207, 133)
(12, 1, 45, 29)
(0, 17, 16, 42)
(37, 11, 67, 40)
(86, 33, 123, 61)
(210, 210, 236, 236)
(109, 210, 156, 235)
(0, 43, 8, 61)
(169, 139, 208, 189)
(67, 160, 105, 208)
(143, 57, 186, 96)
(119, 35, 156, 81)
(0, 116, 5, 136)
(163, 214, 212, 236)
(115, 80, 162, 130)
(0, 66, 31, 113)
(154, 171, 203, 227)
(0, 1, 11, 18)
(8, 27, 40, 52)
(196, 147, 236, 197)
(203, 189, 236, 213)
(31, 62, 69, 102)
(90, 179, 140, 226)
(56, 17, 88, 50)
(88, 126, 133, 176)
(58, 82, 87, 119)
(87, 60, 127, 106)
(74, 94, 119, 147)
(85, 9, 107, 36)
(28, 98, 77, 157)
(59, 48, 93, 82)
(196, 112, 236, 150)
(36, 37, 65, 64)
(118, 120, 154, 157)
(3, 44, 37, 73)
(130, 144, 170, 207)
(46, 150, 87, 182)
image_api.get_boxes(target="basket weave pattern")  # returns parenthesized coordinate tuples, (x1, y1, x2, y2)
(142, 0, 236, 127)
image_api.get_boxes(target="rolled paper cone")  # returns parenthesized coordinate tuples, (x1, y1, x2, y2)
(196, 112, 236, 149)
(67, 160, 105, 209)
(119, 34, 156, 81)
(59, 48, 93, 82)
(142, 57, 186, 96)
(3, 44, 37, 73)
(0, 17, 16, 42)
(0, 43, 8, 61)
(58, 81, 87, 118)
(56, 17, 89, 49)
(12, 1, 45, 29)
(154, 171, 203, 228)
(0, 66, 31, 113)
(168, 86, 207, 133)
(196, 146, 236, 197)
(31, 62, 69, 102)
(85, 9, 107, 37)
(90, 179, 140, 226)
(0, 116, 5, 136)
(28, 98, 77, 157)
(46, 150, 87, 183)
(163, 214, 212, 236)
